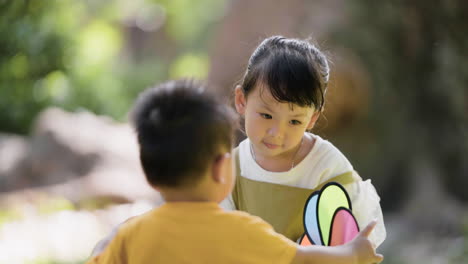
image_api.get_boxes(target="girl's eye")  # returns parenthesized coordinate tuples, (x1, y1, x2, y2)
(260, 113, 272, 119)
(290, 120, 302, 125)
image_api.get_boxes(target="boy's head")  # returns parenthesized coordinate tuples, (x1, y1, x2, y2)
(239, 36, 329, 112)
(131, 79, 237, 200)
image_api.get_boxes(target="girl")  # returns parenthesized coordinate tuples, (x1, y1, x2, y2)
(221, 36, 386, 247)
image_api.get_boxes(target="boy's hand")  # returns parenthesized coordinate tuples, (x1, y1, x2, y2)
(291, 220, 383, 264)
(347, 220, 383, 264)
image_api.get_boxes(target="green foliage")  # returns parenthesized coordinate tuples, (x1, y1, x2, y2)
(169, 53, 209, 79)
(0, 0, 226, 134)
(159, 0, 228, 44)
(37, 196, 75, 215)
(0, 0, 75, 133)
(0, 207, 22, 227)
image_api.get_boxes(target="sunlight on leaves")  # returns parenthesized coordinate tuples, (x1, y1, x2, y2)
(160, 0, 228, 43)
(169, 53, 209, 79)
(37, 197, 75, 216)
(74, 20, 122, 78)
(33, 71, 71, 104)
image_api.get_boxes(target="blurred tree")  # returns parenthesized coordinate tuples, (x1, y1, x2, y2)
(207, 0, 308, 99)
(334, 0, 468, 206)
(0, 0, 132, 134)
(207, 0, 468, 211)
(0, 0, 75, 133)
(0, 0, 227, 134)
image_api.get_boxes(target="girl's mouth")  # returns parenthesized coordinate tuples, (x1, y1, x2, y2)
(263, 142, 280, 149)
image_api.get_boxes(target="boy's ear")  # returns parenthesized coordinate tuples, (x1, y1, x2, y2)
(234, 85, 246, 115)
(306, 111, 321, 130)
(212, 153, 229, 184)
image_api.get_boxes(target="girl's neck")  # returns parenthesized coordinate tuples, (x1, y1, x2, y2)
(251, 134, 316, 172)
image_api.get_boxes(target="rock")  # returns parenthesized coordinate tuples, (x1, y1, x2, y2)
(0, 133, 29, 189)
(0, 107, 161, 204)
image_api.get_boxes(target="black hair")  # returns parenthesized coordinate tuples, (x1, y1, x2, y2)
(131, 79, 237, 188)
(240, 36, 329, 111)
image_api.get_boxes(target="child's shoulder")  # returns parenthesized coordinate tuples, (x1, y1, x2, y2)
(224, 209, 276, 230)
(309, 133, 351, 165)
(225, 208, 266, 222)
(115, 207, 156, 232)
(310, 133, 339, 153)
(301, 134, 354, 183)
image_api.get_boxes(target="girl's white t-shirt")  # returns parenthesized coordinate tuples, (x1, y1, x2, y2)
(221, 133, 386, 247)
(238, 133, 353, 187)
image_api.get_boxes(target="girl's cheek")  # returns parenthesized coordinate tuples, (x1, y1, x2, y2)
(251, 113, 263, 122)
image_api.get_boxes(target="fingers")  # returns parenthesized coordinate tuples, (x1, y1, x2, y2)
(374, 253, 384, 263)
(360, 219, 377, 238)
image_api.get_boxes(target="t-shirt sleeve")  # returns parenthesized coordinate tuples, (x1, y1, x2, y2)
(344, 177, 386, 248)
(86, 228, 127, 264)
(242, 215, 298, 264)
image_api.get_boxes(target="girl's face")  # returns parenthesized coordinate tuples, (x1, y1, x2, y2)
(235, 84, 320, 161)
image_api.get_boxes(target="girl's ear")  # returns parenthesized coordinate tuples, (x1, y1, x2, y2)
(234, 85, 247, 115)
(306, 111, 321, 130)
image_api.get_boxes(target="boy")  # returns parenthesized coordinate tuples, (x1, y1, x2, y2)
(87, 79, 383, 264)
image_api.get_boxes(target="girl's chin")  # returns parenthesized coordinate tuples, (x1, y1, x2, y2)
(258, 146, 287, 158)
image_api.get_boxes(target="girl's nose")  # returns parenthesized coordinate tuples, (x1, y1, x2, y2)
(267, 123, 284, 138)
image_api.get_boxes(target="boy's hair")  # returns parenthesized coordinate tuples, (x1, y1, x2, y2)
(131, 79, 237, 188)
(240, 36, 329, 111)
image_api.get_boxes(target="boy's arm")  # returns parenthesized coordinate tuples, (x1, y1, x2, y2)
(86, 228, 127, 264)
(291, 221, 383, 264)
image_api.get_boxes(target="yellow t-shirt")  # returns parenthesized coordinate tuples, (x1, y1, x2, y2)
(87, 202, 297, 264)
